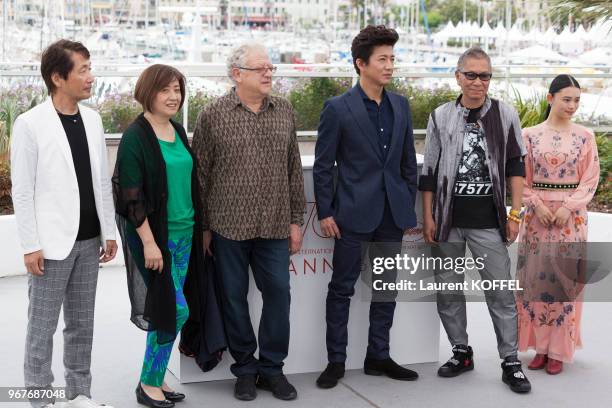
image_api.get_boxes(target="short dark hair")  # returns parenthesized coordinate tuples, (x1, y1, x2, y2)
(351, 25, 399, 75)
(41, 39, 90, 95)
(457, 46, 491, 71)
(134, 64, 186, 113)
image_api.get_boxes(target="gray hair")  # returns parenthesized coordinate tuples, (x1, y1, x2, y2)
(456, 46, 492, 71)
(226, 42, 268, 83)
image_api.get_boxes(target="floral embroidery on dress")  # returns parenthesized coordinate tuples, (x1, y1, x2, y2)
(516, 122, 599, 363)
(529, 129, 585, 181)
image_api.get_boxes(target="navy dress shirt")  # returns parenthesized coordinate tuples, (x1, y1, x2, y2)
(357, 82, 394, 158)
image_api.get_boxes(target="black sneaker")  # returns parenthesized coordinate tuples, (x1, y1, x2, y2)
(316, 362, 345, 389)
(437, 345, 474, 377)
(234, 375, 257, 401)
(256, 375, 298, 401)
(502, 356, 531, 394)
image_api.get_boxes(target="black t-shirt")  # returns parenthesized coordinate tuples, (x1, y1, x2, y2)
(58, 111, 101, 241)
(451, 106, 499, 229)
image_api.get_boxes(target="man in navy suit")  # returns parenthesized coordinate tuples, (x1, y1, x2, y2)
(313, 25, 418, 389)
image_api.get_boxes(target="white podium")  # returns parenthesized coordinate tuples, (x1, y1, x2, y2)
(169, 155, 440, 383)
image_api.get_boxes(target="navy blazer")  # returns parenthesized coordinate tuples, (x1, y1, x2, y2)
(313, 85, 418, 233)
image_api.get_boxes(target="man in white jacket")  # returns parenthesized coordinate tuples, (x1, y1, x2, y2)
(11, 39, 117, 408)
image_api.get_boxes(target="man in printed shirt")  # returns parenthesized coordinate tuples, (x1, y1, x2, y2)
(192, 43, 305, 402)
(418, 47, 532, 394)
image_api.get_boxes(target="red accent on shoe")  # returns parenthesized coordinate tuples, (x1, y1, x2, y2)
(528, 354, 548, 370)
(464, 359, 471, 367)
(546, 358, 563, 375)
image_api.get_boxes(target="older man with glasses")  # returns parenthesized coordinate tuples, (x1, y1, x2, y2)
(192, 43, 305, 402)
(418, 46, 532, 393)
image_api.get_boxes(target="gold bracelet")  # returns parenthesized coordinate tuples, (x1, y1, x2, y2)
(507, 215, 521, 224)
(509, 209, 522, 218)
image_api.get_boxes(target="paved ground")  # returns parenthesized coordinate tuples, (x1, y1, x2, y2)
(1, 266, 611, 408)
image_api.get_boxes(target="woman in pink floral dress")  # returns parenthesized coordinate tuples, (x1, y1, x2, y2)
(516, 74, 600, 375)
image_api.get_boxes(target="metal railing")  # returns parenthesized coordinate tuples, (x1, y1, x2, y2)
(2, 62, 612, 136)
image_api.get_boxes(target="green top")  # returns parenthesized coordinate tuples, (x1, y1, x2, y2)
(158, 130, 195, 239)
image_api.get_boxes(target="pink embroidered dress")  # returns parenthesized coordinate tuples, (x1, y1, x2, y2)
(516, 122, 600, 363)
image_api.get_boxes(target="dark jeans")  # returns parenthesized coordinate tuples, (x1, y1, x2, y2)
(212, 232, 290, 377)
(326, 200, 404, 363)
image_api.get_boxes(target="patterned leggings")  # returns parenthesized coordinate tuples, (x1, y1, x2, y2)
(140, 234, 192, 387)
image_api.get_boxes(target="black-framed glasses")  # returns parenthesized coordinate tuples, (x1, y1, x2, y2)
(237, 65, 277, 74)
(459, 71, 493, 81)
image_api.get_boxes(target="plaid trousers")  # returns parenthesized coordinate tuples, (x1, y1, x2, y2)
(24, 237, 101, 407)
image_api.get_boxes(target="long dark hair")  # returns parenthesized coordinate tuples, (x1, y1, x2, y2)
(545, 74, 581, 119)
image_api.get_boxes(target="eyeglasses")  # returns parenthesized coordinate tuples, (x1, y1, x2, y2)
(459, 71, 493, 81)
(237, 65, 277, 74)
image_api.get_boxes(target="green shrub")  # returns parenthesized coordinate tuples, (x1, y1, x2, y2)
(0, 78, 610, 213)
(595, 134, 611, 202)
(286, 78, 457, 131)
(0, 120, 8, 160)
(395, 82, 457, 129)
(0, 84, 46, 156)
(174, 90, 213, 132)
(99, 92, 141, 133)
(0, 160, 11, 215)
(512, 87, 549, 128)
(0, 99, 18, 157)
(287, 77, 352, 131)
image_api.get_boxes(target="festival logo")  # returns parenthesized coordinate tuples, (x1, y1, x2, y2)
(290, 202, 333, 275)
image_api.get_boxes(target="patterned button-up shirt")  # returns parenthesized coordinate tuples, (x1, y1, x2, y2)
(192, 88, 305, 241)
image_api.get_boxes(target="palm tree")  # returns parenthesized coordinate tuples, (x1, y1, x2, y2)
(551, 0, 612, 23)
(353, 0, 392, 25)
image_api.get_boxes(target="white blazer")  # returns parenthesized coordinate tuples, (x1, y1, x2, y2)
(10, 97, 115, 260)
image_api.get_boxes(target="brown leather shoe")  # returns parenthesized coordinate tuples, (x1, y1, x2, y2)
(528, 354, 548, 370)
(546, 358, 563, 375)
